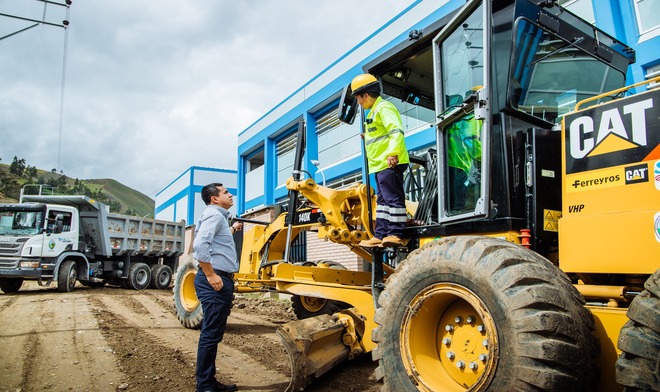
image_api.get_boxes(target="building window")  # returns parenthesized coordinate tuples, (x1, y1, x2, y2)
(316, 107, 361, 167)
(245, 150, 265, 201)
(325, 171, 363, 190)
(646, 64, 660, 89)
(247, 150, 264, 172)
(385, 96, 436, 133)
(634, 0, 660, 36)
(276, 132, 297, 185)
(558, 0, 595, 24)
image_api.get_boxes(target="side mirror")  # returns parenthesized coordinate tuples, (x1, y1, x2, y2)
(338, 84, 357, 124)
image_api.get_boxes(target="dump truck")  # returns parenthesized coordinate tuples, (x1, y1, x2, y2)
(174, 0, 659, 391)
(0, 194, 185, 293)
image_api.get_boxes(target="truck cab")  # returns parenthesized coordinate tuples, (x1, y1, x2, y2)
(0, 202, 81, 290)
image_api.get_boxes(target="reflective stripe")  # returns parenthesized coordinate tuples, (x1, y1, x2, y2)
(365, 134, 390, 145)
(376, 206, 408, 222)
(365, 129, 404, 146)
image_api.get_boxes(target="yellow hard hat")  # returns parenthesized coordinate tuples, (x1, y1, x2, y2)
(351, 74, 380, 95)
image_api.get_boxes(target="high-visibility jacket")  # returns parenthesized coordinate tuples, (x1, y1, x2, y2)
(447, 113, 482, 174)
(364, 96, 409, 174)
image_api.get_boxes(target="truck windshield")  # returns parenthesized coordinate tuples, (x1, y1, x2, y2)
(510, 18, 625, 124)
(0, 210, 45, 236)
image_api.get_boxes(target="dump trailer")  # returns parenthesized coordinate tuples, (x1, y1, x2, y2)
(0, 195, 185, 293)
(175, 0, 659, 391)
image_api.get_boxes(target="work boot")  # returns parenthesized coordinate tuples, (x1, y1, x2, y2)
(359, 237, 382, 248)
(382, 236, 404, 247)
(214, 381, 238, 392)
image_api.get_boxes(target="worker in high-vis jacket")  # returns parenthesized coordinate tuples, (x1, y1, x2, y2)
(446, 87, 483, 211)
(351, 73, 409, 248)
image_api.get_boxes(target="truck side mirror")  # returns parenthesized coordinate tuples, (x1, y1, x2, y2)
(338, 84, 357, 124)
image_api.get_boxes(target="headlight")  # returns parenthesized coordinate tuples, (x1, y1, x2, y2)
(20, 261, 40, 269)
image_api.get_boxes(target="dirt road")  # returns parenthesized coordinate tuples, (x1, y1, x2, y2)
(0, 282, 379, 392)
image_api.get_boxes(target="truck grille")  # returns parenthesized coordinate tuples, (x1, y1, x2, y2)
(0, 242, 23, 257)
(0, 257, 19, 269)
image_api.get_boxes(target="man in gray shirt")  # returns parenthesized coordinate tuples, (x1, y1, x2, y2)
(193, 183, 242, 392)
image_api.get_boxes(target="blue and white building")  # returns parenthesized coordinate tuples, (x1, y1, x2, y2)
(155, 166, 237, 226)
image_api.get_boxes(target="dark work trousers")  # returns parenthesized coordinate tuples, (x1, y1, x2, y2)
(194, 270, 234, 391)
(374, 164, 407, 239)
(448, 166, 468, 211)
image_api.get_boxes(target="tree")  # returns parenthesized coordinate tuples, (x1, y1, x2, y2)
(9, 156, 26, 176)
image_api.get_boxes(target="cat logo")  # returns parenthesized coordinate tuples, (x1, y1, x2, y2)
(625, 163, 649, 185)
(568, 98, 652, 159)
(564, 88, 660, 175)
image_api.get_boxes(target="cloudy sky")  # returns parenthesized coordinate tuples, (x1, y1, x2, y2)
(0, 1, 416, 198)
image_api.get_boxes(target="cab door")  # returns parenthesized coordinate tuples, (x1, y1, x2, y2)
(43, 208, 77, 256)
(433, 0, 492, 224)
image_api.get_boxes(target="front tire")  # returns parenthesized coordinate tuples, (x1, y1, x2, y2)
(57, 260, 78, 292)
(0, 278, 23, 293)
(173, 258, 203, 329)
(127, 262, 151, 290)
(616, 268, 660, 391)
(372, 236, 599, 392)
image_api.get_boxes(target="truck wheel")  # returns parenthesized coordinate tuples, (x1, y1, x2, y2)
(0, 278, 23, 293)
(616, 268, 660, 391)
(291, 295, 349, 320)
(57, 260, 78, 292)
(173, 259, 203, 329)
(150, 265, 173, 290)
(372, 236, 599, 392)
(127, 262, 151, 290)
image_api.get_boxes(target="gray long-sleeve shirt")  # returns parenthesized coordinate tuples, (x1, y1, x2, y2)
(192, 205, 238, 273)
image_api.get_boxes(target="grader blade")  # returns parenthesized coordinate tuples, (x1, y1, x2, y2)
(277, 314, 351, 392)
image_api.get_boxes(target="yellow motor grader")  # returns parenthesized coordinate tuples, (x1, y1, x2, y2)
(174, 0, 659, 391)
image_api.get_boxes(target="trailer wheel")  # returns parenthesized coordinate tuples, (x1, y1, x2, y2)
(57, 260, 78, 292)
(173, 259, 203, 329)
(127, 262, 151, 290)
(372, 236, 599, 392)
(616, 268, 660, 391)
(150, 265, 173, 290)
(291, 295, 349, 320)
(0, 278, 23, 293)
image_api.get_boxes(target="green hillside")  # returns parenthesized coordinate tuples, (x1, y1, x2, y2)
(86, 178, 155, 218)
(0, 162, 155, 218)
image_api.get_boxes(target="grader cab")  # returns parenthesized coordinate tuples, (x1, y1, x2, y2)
(174, 0, 659, 391)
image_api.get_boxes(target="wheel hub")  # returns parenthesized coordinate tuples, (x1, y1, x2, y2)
(400, 283, 498, 391)
(180, 269, 199, 312)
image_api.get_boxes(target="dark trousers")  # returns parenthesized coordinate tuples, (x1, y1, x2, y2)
(194, 270, 234, 391)
(374, 164, 406, 238)
(448, 167, 468, 211)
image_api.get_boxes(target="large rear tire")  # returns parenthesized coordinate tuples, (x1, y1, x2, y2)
(0, 278, 23, 293)
(372, 236, 599, 392)
(57, 260, 78, 292)
(150, 265, 173, 290)
(127, 262, 151, 290)
(173, 259, 203, 329)
(616, 268, 660, 391)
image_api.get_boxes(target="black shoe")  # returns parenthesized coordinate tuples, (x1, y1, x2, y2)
(214, 381, 237, 392)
